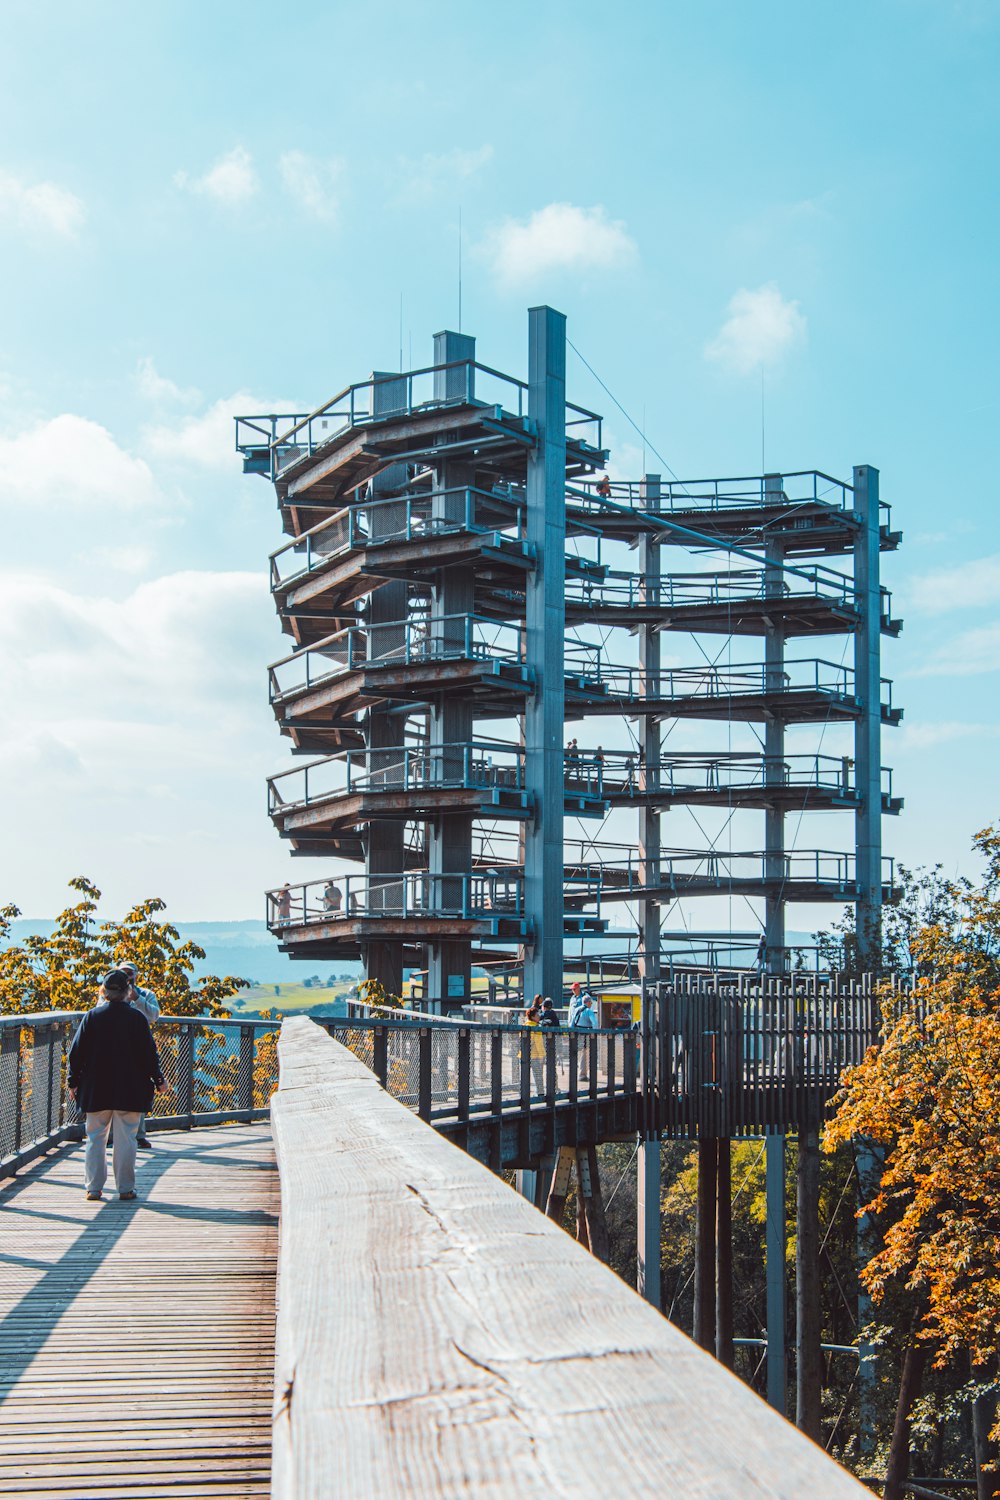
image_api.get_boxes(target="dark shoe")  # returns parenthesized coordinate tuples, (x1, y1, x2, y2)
(119, 1191, 137, 1201)
(136, 1137, 152, 1150)
(86, 1191, 102, 1201)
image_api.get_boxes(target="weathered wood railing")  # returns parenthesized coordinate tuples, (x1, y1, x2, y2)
(270, 1016, 869, 1499)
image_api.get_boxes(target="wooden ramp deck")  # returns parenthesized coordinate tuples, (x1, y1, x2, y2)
(0, 1123, 278, 1499)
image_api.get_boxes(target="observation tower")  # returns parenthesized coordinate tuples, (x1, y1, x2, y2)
(237, 307, 901, 1011)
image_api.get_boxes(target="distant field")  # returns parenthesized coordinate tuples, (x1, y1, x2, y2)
(227, 981, 356, 1016)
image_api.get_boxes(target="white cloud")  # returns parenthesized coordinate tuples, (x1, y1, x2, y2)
(174, 147, 258, 206)
(704, 284, 806, 375)
(0, 414, 159, 510)
(0, 169, 85, 239)
(896, 721, 1000, 751)
(0, 570, 271, 731)
(143, 391, 268, 471)
(399, 145, 493, 198)
(135, 357, 200, 407)
(279, 151, 344, 222)
(82, 544, 156, 574)
(907, 554, 1000, 615)
(484, 203, 637, 286)
(915, 622, 1000, 677)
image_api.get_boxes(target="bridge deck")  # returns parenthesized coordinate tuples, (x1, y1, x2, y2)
(0, 1124, 277, 1499)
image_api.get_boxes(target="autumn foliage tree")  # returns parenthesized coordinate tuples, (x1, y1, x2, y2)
(0, 877, 250, 1017)
(825, 827, 1000, 1497)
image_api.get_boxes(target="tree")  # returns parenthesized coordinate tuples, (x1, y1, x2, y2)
(816, 860, 969, 976)
(0, 878, 250, 1017)
(825, 827, 1000, 1497)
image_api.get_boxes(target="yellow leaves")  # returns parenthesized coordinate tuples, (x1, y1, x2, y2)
(0, 877, 251, 1017)
(825, 833, 1000, 1364)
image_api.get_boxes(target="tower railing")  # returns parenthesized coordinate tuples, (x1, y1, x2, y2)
(235, 359, 603, 479)
(267, 741, 528, 811)
(268, 615, 527, 700)
(266, 869, 604, 930)
(269, 487, 529, 588)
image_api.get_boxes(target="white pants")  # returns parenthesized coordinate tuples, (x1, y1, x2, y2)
(84, 1110, 141, 1195)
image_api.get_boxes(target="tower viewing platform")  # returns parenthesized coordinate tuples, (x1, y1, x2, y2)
(239, 306, 900, 1002)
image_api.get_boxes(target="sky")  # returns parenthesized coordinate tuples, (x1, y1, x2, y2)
(1, 0, 998, 925)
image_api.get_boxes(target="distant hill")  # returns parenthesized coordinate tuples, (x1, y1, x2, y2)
(6, 919, 361, 987)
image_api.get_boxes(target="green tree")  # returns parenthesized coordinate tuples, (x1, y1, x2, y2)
(0, 877, 249, 1017)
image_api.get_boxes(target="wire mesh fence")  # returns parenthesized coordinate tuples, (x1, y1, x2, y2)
(0, 1014, 282, 1176)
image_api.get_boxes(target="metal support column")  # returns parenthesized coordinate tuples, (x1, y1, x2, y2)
(636, 473, 662, 1308)
(523, 306, 566, 1001)
(763, 473, 786, 973)
(637, 1139, 661, 1308)
(364, 371, 410, 998)
(765, 1133, 787, 1414)
(426, 331, 476, 1011)
(853, 464, 882, 964)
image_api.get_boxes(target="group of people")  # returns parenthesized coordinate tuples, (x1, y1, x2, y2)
(523, 981, 600, 1087)
(67, 964, 164, 1202)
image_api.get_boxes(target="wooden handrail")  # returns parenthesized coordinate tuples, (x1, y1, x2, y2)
(270, 1016, 868, 1498)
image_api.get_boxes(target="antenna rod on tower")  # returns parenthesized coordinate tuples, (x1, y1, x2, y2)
(458, 207, 463, 333)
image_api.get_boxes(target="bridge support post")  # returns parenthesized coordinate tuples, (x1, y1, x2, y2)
(576, 1144, 609, 1263)
(766, 1134, 788, 1414)
(716, 1138, 734, 1367)
(856, 1140, 881, 1453)
(694, 1137, 717, 1351)
(796, 1123, 823, 1442)
(637, 1138, 661, 1308)
(515, 1168, 537, 1204)
(523, 306, 566, 1002)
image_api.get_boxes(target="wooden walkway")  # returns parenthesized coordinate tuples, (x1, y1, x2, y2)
(0, 1123, 278, 1498)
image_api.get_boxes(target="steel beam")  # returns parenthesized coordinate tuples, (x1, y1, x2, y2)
(363, 371, 409, 998)
(636, 1137, 662, 1308)
(763, 474, 786, 973)
(765, 1134, 787, 1414)
(637, 474, 663, 1309)
(523, 307, 566, 1002)
(426, 332, 477, 1010)
(853, 465, 882, 963)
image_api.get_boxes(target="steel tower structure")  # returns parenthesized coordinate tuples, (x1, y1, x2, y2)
(237, 307, 901, 1010)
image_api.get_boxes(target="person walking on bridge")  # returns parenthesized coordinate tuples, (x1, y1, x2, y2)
(118, 961, 159, 1150)
(69, 969, 165, 1202)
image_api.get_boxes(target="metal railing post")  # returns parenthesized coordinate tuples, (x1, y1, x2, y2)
(178, 1026, 195, 1129)
(418, 1029, 432, 1121)
(238, 1026, 255, 1112)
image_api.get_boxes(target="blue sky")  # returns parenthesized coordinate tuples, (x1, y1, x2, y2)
(1, 0, 998, 922)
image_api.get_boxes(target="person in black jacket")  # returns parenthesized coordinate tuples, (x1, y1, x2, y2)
(68, 969, 165, 1201)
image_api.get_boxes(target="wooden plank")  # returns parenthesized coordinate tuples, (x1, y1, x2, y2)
(0, 1122, 277, 1498)
(270, 1015, 869, 1500)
